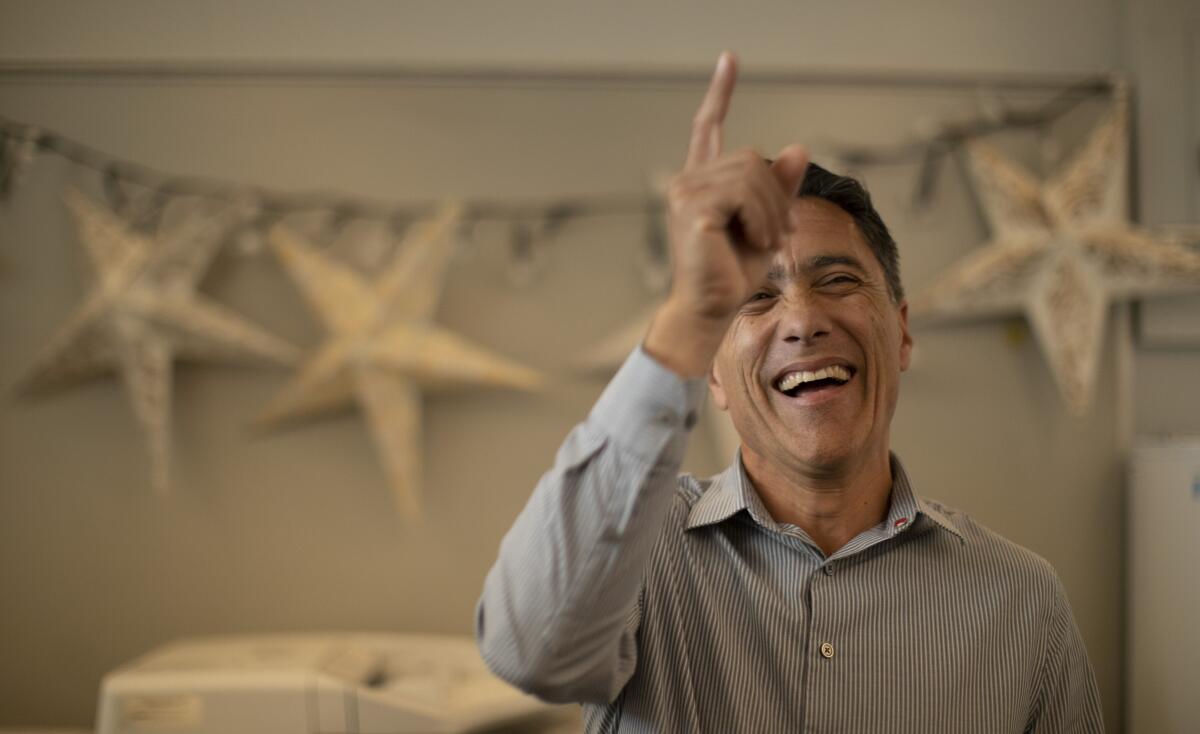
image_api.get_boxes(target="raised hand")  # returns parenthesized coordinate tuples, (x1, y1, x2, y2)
(644, 52, 810, 377)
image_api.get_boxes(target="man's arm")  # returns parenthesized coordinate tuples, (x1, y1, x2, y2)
(1026, 578, 1105, 733)
(476, 51, 809, 704)
(475, 344, 705, 703)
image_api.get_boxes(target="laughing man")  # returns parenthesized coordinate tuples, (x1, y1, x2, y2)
(476, 52, 1103, 733)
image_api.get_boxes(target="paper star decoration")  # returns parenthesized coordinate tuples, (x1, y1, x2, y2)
(910, 83, 1200, 415)
(16, 190, 299, 491)
(259, 203, 542, 518)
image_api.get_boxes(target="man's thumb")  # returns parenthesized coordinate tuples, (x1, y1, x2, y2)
(771, 144, 810, 197)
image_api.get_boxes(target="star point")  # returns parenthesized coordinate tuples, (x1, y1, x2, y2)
(912, 87, 1200, 415)
(259, 202, 543, 518)
(16, 190, 299, 492)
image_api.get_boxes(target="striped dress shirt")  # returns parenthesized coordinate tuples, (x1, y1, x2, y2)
(477, 347, 1104, 733)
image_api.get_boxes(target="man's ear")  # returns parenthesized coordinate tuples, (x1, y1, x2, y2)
(897, 301, 914, 372)
(709, 361, 729, 411)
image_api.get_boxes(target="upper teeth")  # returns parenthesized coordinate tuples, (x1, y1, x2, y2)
(777, 366, 852, 392)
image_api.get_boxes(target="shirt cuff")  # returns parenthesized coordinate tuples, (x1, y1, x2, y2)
(588, 344, 708, 460)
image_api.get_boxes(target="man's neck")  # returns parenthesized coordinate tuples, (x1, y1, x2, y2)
(741, 448, 894, 558)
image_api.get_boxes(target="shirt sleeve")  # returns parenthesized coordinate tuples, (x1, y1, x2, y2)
(1026, 578, 1106, 733)
(475, 345, 708, 704)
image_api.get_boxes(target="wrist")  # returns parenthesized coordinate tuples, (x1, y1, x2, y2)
(643, 301, 732, 379)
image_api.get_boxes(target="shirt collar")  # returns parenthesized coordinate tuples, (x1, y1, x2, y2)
(684, 452, 752, 530)
(889, 454, 964, 541)
(685, 450, 964, 542)
(684, 449, 819, 533)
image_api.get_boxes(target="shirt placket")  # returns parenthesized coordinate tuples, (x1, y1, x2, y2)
(799, 552, 845, 734)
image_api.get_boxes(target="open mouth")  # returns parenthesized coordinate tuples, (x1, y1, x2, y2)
(773, 365, 855, 398)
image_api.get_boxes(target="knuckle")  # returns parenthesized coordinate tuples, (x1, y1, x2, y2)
(690, 214, 722, 236)
(666, 175, 685, 199)
(666, 177, 693, 212)
(735, 148, 761, 165)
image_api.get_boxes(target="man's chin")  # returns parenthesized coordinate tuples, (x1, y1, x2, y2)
(789, 447, 855, 477)
(753, 432, 858, 479)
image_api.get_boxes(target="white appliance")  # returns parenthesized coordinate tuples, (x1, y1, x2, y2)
(95, 633, 564, 734)
(1126, 438, 1200, 734)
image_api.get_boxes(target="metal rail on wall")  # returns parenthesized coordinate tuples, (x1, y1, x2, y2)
(0, 60, 1117, 224)
(0, 60, 1115, 92)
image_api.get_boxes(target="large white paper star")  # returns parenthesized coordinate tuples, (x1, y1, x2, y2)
(259, 203, 542, 518)
(16, 190, 299, 491)
(910, 84, 1200, 414)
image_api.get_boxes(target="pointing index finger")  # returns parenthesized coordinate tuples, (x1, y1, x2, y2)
(685, 52, 738, 169)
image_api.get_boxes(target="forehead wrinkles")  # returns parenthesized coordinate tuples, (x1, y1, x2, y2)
(766, 254, 868, 283)
(771, 200, 873, 282)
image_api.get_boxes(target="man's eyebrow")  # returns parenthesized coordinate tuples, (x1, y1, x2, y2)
(767, 255, 868, 281)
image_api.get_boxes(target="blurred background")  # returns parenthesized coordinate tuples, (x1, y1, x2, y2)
(1, 1, 1198, 732)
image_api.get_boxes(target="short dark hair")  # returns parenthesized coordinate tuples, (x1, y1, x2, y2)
(796, 162, 904, 304)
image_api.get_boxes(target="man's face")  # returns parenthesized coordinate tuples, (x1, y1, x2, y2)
(709, 197, 912, 477)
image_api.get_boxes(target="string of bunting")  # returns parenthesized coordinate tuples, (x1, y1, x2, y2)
(10, 72, 1198, 507)
(0, 76, 1116, 292)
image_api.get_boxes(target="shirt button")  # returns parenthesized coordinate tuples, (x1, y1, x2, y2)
(822, 564, 835, 576)
(820, 642, 835, 659)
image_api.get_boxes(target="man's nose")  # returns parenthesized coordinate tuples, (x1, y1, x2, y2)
(779, 293, 833, 344)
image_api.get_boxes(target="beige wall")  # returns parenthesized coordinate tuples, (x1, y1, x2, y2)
(3, 2, 1196, 732)
(0, 0, 1120, 72)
